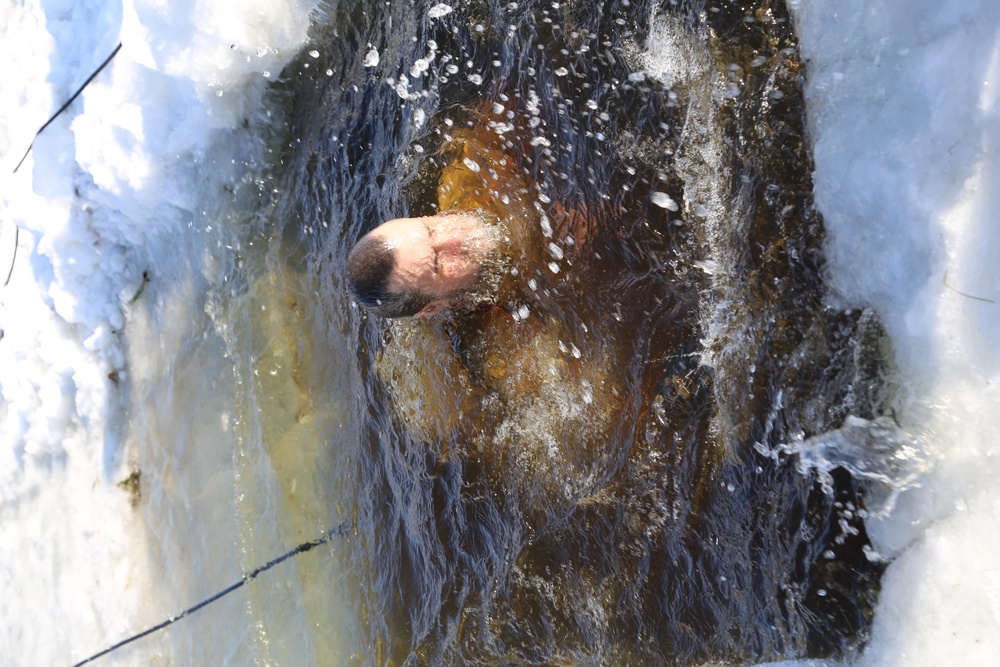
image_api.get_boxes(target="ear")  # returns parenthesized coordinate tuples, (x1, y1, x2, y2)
(413, 300, 450, 318)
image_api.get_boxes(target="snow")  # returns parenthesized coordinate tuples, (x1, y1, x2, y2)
(3, 0, 999, 664)
(0, 0, 314, 664)
(786, 0, 1000, 664)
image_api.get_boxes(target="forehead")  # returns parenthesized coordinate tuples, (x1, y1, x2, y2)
(372, 217, 430, 244)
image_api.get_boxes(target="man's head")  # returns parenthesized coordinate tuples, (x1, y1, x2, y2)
(346, 213, 495, 318)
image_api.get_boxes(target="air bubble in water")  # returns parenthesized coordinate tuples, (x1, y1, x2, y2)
(395, 75, 410, 98)
(651, 192, 679, 211)
(410, 58, 432, 76)
(428, 4, 453, 18)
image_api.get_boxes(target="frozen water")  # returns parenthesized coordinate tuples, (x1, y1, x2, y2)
(651, 191, 679, 211)
(785, 0, 1000, 664)
(428, 4, 453, 20)
(0, 0, 316, 664)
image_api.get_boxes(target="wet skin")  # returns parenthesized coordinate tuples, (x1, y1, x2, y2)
(364, 212, 497, 317)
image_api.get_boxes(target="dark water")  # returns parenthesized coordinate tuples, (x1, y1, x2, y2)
(269, 1, 890, 664)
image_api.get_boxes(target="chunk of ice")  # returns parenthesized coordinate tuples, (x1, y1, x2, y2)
(651, 192, 679, 211)
(428, 4, 453, 19)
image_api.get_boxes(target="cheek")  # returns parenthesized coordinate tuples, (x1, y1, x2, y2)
(388, 254, 434, 292)
(439, 252, 475, 282)
(397, 245, 434, 276)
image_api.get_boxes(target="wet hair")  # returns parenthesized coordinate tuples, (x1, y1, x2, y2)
(346, 235, 433, 317)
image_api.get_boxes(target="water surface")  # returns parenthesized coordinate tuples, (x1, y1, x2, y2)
(269, 1, 892, 663)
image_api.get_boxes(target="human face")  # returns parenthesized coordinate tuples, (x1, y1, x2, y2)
(369, 213, 490, 317)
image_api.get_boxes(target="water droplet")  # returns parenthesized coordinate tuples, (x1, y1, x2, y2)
(428, 3, 453, 18)
(651, 192, 679, 211)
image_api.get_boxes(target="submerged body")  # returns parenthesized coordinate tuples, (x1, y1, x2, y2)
(372, 121, 625, 511)
(308, 2, 889, 663)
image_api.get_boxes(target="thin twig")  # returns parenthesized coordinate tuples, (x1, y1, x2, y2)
(943, 269, 995, 304)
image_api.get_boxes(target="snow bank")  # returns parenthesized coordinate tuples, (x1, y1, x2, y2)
(791, 0, 1000, 664)
(0, 0, 314, 663)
